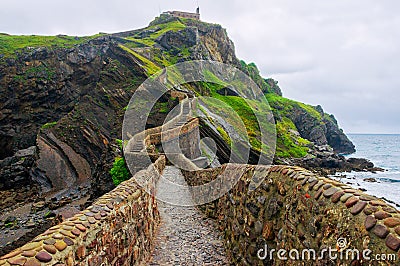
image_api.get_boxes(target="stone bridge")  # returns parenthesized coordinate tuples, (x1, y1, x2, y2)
(1, 97, 400, 266)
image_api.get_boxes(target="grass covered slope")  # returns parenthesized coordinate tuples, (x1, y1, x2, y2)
(0, 33, 101, 58)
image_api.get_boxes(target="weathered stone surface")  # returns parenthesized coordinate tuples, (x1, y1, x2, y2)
(63, 237, 74, 246)
(359, 195, 375, 201)
(323, 187, 340, 198)
(24, 258, 41, 266)
(370, 200, 386, 206)
(345, 197, 359, 208)
(43, 238, 56, 245)
(385, 234, 400, 251)
(77, 246, 86, 260)
(323, 184, 332, 190)
(308, 176, 317, 183)
(314, 188, 323, 200)
(382, 206, 398, 213)
(21, 242, 41, 251)
(60, 230, 75, 239)
(1, 250, 22, 259)
(374, 211, 392, 220)
(350, 201, 367, 215)
(373, 224, 389, 239)
(35, 251, 52, 263)
(331, 191, 345, 203)
(71, 229, 81, 236)
(364, 206, 378, 215)
(395, 226, 400, 237)
(313, 181, 324, 191)
(43, 245, 57, 254)
(7, 257, 26, 265)
(309, 180, 318, 190)
(32, 235, 49, 242)
(365, 216, 377, 231)
(61, 226, 73, 231)
(340, 193, 353, 203)
(75, 224, 86, 232)
(54, 241, 67, 251)
(300, 177, 308, 184)
(53, 233, 64, 239)
(21, 250, 36, 257)
(383, 218, 400, 228)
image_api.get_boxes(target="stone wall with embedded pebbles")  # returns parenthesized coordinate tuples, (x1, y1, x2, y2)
(0, 156, 166, 266)
(183, 164, 400, 265)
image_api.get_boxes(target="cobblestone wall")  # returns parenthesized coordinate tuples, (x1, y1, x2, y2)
(0, 156, 166, 266)
(183, 164, 400, 265)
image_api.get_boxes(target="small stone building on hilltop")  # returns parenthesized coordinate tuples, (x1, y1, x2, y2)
(163, 7, 200, 21)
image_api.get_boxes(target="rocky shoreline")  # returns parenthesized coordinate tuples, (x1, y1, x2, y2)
(0, 146, 99, 257)
(278, 144, 384, 176)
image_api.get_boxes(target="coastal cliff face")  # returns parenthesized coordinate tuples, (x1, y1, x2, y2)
(0, 36, 148, 205)
(0, 14, 358, 239)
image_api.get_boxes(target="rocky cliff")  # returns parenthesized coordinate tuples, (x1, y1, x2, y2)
(0, 14, 361, 251)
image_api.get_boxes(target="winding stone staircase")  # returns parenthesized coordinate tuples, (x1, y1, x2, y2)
(124, 96, 206, 176)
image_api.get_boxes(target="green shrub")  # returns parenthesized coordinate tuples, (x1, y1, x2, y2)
(275, 118, 309, 158)
(110, 157, 131, 186)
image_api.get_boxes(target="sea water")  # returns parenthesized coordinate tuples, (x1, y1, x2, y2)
(331, 134, 400, 206)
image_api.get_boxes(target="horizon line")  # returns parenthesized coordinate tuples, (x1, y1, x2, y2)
(347, 133, 400, 135)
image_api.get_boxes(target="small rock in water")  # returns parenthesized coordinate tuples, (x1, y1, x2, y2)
(363, 178, 378, 183)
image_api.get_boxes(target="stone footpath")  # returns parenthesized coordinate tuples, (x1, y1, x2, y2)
(149, 166, 228, 265)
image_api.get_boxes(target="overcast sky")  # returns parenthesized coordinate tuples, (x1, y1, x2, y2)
(1, 0, 399, 134)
